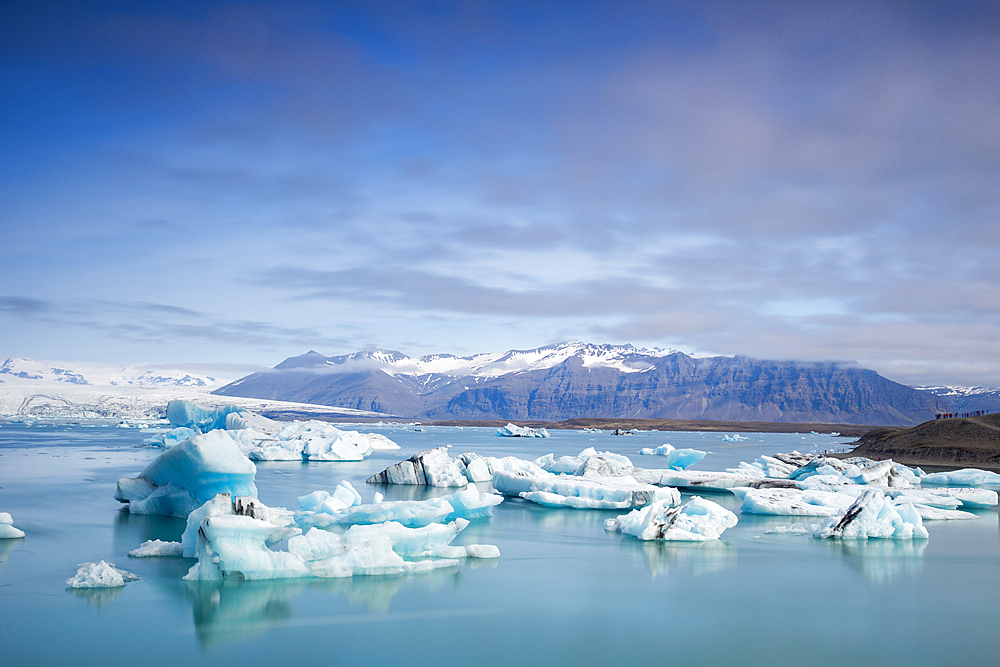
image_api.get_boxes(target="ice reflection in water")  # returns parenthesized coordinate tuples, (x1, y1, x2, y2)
(184, 568, 464, 647)
(617, 537, 738, 578)
(67, 585, 126, 608)
(829, 539, 927, 584)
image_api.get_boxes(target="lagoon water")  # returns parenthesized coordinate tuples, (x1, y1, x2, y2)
(1, 422, 998, 666)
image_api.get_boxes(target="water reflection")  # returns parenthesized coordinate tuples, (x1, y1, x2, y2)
(0, 537, 20, 565)
(183, 568, 463, 648)
(616, 537, 738, 578)
(67, 585, 126, 607)
(829, 539, 927, 584)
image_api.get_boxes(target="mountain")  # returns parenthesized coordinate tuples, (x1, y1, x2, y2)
(914, 386, 1000, 416)
(213, 342, 948, 426)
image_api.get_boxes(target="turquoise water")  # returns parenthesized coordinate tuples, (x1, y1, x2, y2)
(1, 423, 998, 666)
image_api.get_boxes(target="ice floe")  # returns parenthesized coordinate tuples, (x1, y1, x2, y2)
(496, 423, 549, 438)
(0, 512, 25, 539)
(921, 469, 1000, 486)
(814, 490, 929, 540)
(636, 443, 706, 470)
(366, 447, 546, 487)
(67, 561, 140, 588)
(297, 485, 504, 529)
(115, 430, 258, 517)
(129, 540, 184, 557)
(492, 470, 679, 509)
(605, 496, 737, 541)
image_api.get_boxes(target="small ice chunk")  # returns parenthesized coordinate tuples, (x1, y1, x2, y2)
(129, 540, 184, 557)
(0, 512, 26, 539)
(605, 496, 737, 541)
(298, 486, 503, 529)
(67, 561, 140, 588)
(463, 544, 501, 558)
(496, 423, 550, 438)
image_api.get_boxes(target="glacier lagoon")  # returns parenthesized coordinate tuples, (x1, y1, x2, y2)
(2, 422, 999, 666)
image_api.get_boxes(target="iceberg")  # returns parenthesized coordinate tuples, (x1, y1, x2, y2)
(297, 485, 504, 529)
(115, 430, 258, 517)
(66, 561, 140, 588)
(496, 423, 549, 438)
(183, 511, 497, 581)
(814, 489, 929, 539)
(605, 496, 738, 541)
(181, 494, 298, 558)
(166, 400, 243, 433)
(920, 469, 1000, 487)
(537, 448, 633, 475)
(722, 434, 750, 442)
(492, 470, 679, 510)
(740, 488, 858, 516)
(659, 470, 764, 493)
(128, 540, 184, 557)
(0, 512, 25, 539)
(366, 447, 546, 487)
(636, 444, 706, 470)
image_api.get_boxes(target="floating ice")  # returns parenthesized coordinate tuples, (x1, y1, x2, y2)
(538, 448, 633, 475)
(181, 494, 298, 558)
(605, 496, 738, 541)
(366, 447, 546, 487)
(66, 561, 140, 588)
(166, 400, 242, 433)
(496, 423, 549, 438)
(229, 417, 399, 462)
(129, 540, 184, 557)
(298, 485, 504, 529)
(636, 444, 706, 470)
(183, 511, 496, 581)
(921, 469, 1000, 487)
(741, 488, 857, 516)
(814, 489, 929, 539)
(492, 470, 678, 510)
(115, 430, 258, 517)
(659, 470, 763, 493)
(722, 434, 750, 442)
(0, 512, 25, 539)
(143, 426, 198, 448)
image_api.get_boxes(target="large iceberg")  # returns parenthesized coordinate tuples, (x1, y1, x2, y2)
(115, 430, 258, 517)
(183, 509, 497, 581)
(366, 447, 546, 487)
(0, 512, 25, 539)
(297, 485, 504, 529)
(740, 488, 859, 517)
(814, 489, 929, 540)
(496, 423, 549, 438)
(166, 400, 243, 432)
(66, 561, 140, 588)
(605, 496, 738, 541)
(492, 470, 679, 510)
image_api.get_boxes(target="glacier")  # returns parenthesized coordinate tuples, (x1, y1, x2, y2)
(115, 430, 258, 517)
(0, 512, 25, 539)
(605, 496, 738, 541)
(66, 561, 140, 588)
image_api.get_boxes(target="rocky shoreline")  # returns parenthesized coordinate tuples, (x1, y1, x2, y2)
(843, 413, 1000, 471)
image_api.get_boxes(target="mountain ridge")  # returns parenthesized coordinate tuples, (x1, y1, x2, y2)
(212, 342, 968, 426)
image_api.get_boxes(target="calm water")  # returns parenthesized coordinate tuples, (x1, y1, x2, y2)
(1, 423, 998, 666)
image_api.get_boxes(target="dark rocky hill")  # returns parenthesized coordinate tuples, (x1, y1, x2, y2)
(848, 412, 1000, 468)
(213, 343, 946, 426)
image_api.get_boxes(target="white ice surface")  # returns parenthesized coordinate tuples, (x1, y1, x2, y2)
(367, 447, 546, 487)
(66, 561, 140, 588)
(492, 470, 679, 509)
(921, 469, 1000, 486)
(605, 496, 738, 541)
(129, 540, 184, 557)
(814, 489, 929, 539)
(496, 423, 550, 438)
(0, 512, 25, 539)
(297, 485, 504, 529)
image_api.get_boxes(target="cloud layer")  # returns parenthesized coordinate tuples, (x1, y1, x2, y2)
(2, 1, 998, 386)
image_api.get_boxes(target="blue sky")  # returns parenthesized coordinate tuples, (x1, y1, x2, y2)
(2, 0, 998, 386)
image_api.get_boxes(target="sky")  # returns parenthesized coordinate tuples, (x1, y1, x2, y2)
(2, 0, 999, 386)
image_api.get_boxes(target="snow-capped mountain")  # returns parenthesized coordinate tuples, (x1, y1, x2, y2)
(0, 357, 225, 389)
(914, 386, 1000, 415)
(215, 342, 949, 426)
